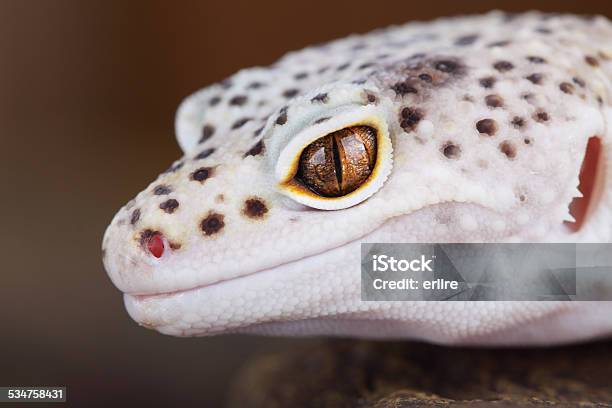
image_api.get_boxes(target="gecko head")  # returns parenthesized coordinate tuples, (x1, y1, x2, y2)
(102, 15, 610, 337)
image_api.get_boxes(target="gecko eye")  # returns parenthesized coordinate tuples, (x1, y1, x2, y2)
(272, 105, 393, 210)
(297, 126, 377, 197)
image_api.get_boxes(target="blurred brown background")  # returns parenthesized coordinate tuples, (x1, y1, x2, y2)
(1, 1, 610, 407)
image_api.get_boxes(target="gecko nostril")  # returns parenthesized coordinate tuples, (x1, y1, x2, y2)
(147, 234, 165, 258)
(140, 230, 165, 258)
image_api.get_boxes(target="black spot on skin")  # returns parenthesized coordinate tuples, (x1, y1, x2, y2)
(493, 61, 514, 72)
(336, 62, 350, 71)
(164, 161, 184, 173)
(476, 118, 497, 136)
(199, 124, 215, 144)
(511, 116, 525, 128)
(283, 89, 299, 98)
(526, 56, 547, 64)
(153, 185, 172, 195)
(442, 142, 461, 159)
(130, 208, 141, 225)
(201, 213, 225, 236)
(229, 95, 248, 106)
(275, 107, 288, 125)
(479, 76, 496, 89)
(585, 55, 599, 67)
(500, 141, 517, 159)
(560, 82, 575, 94)
(191, 167, 212, 183)
(243, 197, 268, 219)
(526, 73, 544, 85)
(391, 81, 418, 96)
(573, 77, 586, 87)
(366, 93, 377, 104)
(244, 140, 264, 157)
(253, 126, 264, 137)
(195, 148, 215, 160)
(434, 60, 459, 73)
(220, 79, 233, 89)
(534, 110, 550, 123)
(209, 96, 221, 106)
(535, 27, 552, 35)
(524, 137, 532, 145)
(318, 66, 330, 74)
(358, 62, 374, 70)
(247, 81, 265, 89)
(455, 34, 478, 46)
(160, 199, 179, 214)
(418, 73, 433, 82)
(232, 118, 251, 129)
(294, 72, 309, 80)
(400, 107, 424, 132)
(311, 93, 329, 103)
(314, 117, 330, 124)
(485, 94, 504, 108)
(488, 40, 511, 48)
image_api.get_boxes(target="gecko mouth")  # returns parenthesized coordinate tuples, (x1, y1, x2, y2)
(565, 136, 606, 233)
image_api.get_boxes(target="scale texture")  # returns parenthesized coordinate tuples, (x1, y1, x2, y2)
(102, 11, 612, 344)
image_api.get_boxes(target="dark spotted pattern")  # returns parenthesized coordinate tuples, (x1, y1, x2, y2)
(488, 40, 511, 48)
(191, 167, 212, 183)
(311, 93, 329, 103)
(229, 95, 248, 106)
(511, 116, 525, 128)
(195, 148, 215, 160)
(164, 161, 184, 173)
(199, 124, 215, 144)
(209, 96, 221, 106)
(493, 61, 514, 72)
(247, 81, 265, 89)
(153, 185, 172, 195)
(500, 141, 517, 159)
(283, 89, 300, 98)
(314, 116, 331, 124)
(479, 76, 496, 89)
(243, 197, 269, 219)
(160, 199, 179, 214)
(275, 107, 288, 125)
(585, 55, 599, 67)
(254, 126, 264, 137)
(526, 73, 543, 85)
(526, 56, 547, 64)
(294, 72, 309, 80)
(434, 59, 460, 74)
(245, 140, 264, 157)
(534, 110, 550, 123)
(130, 208, 141, 225)
(476, 118, 497, 135)
(232, 118, 251, 129)
(573, 77, 586, 87)
(201, 213, 225, 236)
(455, 34, 478, 46)
(442, 142, 461, 159)
(560, 82, 575, 94)
(485, 94, 504, 108)
(399, 107, 424, 132)
(392, 81, 418, 96)
(365, 93, 377, 103)
(418, 73, 433, 82)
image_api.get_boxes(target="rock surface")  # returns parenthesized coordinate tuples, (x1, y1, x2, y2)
(229, 339, 612, 407)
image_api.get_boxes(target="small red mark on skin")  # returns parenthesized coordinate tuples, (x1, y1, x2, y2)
(147, 233, 165, 258)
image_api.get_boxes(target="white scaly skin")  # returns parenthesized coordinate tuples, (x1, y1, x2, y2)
(102, 11, 612, 345)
